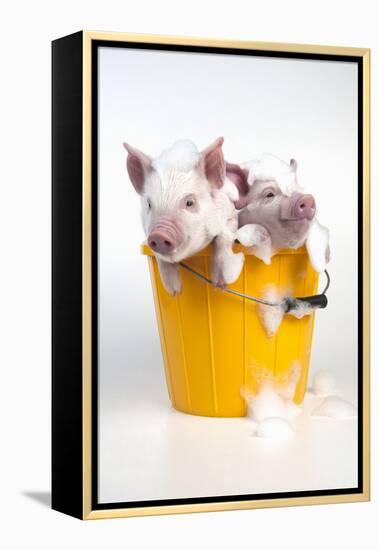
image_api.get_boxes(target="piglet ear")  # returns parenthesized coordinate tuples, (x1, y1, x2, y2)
(123, 142, 152, 194)
(305, 219, 330, 273)
(226, 162, 250, 209)
(200, 137, 225, 188)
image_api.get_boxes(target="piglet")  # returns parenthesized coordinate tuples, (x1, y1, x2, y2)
(228, 154, 330, 272)
(123, 138, 244, 295)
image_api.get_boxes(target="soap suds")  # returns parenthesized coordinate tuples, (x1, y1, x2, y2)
(258, 286, 285, 337)
(244, 361, 300, 400)
(305, 219, 330, 273)
(245, 386, 289, 424)
(256, 417, 295, 440)
(312, 396, 357, 418)
(258, 286, 313, 337)
(243, 154, 302, 197)
(153, 139, 199, 173)
(242, 363, 355, 445)
(312, 369, 336, 396)
(278, 361, 301, 400)
(287, 300, 313, 319)
(242, 362, 301, 440)
(286, 401, 302, 421)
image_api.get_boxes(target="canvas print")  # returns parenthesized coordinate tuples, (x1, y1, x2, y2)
(96, 44, 361, 506)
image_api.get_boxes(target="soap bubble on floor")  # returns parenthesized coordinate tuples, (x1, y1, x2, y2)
(242, 364, 355, 442)
(312, 396, 357, 418)
(312, 369, 337, 396)
(242, 361, 301, 441)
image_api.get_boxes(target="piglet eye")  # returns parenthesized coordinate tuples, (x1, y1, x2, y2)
(265, 191, 275, 198)
(186, 199, 194, 208)
(147, 199, 152, 209)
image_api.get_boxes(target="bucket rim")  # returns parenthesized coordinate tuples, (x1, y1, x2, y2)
(141, 243, 308, 257)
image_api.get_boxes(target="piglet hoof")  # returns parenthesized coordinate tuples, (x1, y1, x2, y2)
(235, 225, 255, 247)
(255, 225, 271, 244)
(236, 224, 270, 248)
(165, 277, 182, 297)
(214, 277, 227, 290)
(214, 251, 244, 286)
(224, 251, 245, 284)
(157, 260, 182, 296)
(236, 226, 255, 247)
(211, 264, 226, 289)
(254, 243, 273, 265)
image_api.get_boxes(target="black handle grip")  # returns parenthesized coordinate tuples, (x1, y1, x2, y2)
(296, 294, 328, 309)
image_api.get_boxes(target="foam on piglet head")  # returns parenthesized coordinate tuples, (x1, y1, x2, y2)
(247, 153, 301, 196)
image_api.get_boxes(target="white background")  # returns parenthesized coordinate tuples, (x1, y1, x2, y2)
(0, 0, 377, 548)
(98, 47, 358, 501)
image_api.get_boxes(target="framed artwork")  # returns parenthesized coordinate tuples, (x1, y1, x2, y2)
(52, 31, 370, 519)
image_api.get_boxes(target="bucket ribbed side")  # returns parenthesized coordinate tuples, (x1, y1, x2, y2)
(146, 250, 319, 417)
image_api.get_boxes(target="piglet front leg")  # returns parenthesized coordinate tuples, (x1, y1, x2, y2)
(236, 224, 273, 265)
(212, 233, 245, 288)
(157, 259, 182, 296)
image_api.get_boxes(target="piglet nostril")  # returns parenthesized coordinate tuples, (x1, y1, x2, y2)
(293, 194, 316, 221)
(148, 229, 178, 255)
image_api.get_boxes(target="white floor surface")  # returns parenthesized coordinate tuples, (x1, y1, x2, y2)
(99, 378, 358, 503)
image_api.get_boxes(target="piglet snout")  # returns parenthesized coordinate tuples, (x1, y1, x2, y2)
(280, 193, 316, 222)
(293, 194, 316, 221)
(148, 218, 183, 256)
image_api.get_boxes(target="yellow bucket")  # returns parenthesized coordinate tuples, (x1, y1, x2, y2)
(142, 244, 319, 417)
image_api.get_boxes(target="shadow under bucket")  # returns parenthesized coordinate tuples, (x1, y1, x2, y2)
(142, 244, 319, 417)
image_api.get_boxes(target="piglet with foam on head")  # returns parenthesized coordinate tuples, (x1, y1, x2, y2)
(123, 138, 244, 295)
(229, 154, 330, 272)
